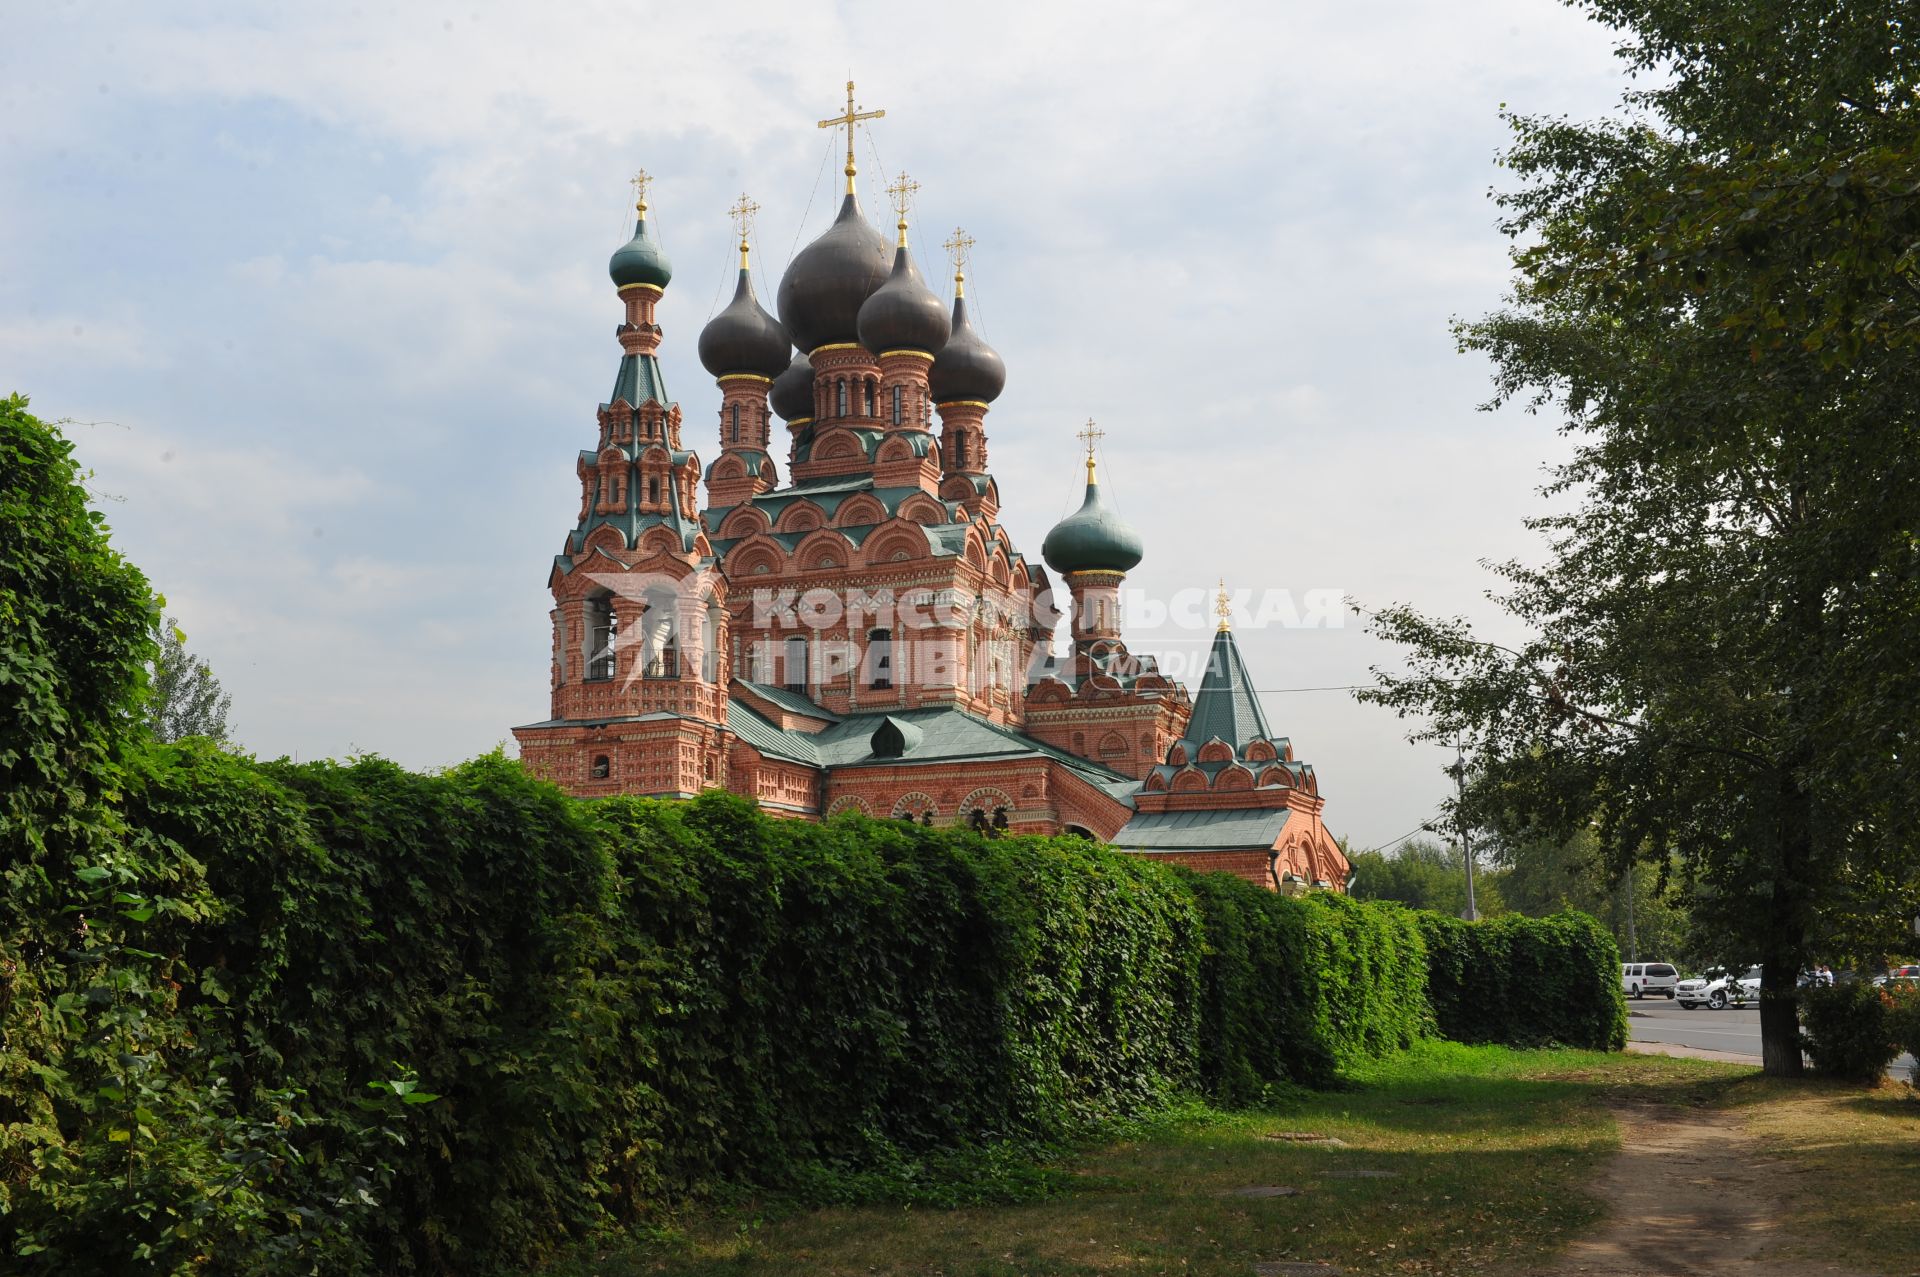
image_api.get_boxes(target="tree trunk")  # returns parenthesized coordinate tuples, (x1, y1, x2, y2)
(1760, 767, 1813, 1077)
(1758, 959, 1803, 1076)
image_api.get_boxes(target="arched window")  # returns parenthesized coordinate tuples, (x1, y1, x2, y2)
(867, 628, 893, 690)
(730, 403, 740, 443)
(836, 379, 848, 417)
(783, 635, 808, 695)
(891, 385, 902, 426)
(647, 476, 660, 505)
(586, 596, 616, 680)
(955, 435, 967, 466)
(642, 602, 678, 679)
(864, 379, 876, 417)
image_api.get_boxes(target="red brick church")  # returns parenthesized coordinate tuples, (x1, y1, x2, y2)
(513, 91, 1350, 893)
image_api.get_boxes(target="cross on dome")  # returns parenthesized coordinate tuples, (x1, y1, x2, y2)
(886, 172, 921, 244)
(728, 192, 760, 266)
(1216, 579, 1233, 632)
(1077, 418, 1105, 482)
(944, 227, 975, 294)
(817, 80, 885, 193)
(629, 169, 651, 214)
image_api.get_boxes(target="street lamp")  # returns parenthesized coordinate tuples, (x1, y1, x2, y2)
(1446, 743, 1479, 922)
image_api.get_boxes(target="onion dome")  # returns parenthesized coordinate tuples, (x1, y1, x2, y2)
(1042, 462, 1144, 576)
(770, 352, 815, 421)
(856, 243, 950, 355)
(929, 292, 1006, 404)
(776, 192, 891, 353)
(698, 260, 790, 378)
(608, 208, 672, 290)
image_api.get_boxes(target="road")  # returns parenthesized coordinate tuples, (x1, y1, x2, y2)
(1625, 994, 1916, 1080)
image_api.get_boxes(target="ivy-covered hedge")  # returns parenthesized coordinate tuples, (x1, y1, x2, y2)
(2, 399, 1632, 1275)
(1417, 910, 1628, 1050)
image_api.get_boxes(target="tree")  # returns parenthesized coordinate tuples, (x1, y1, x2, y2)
(1349, 837, 1504, 919)
(148, 617, 232, 743)
(1361, 3, 1920, 1074)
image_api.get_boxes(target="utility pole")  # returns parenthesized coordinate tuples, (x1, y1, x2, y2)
(1621, 863, 1639, 962)
(1449, 742, 1479, 922)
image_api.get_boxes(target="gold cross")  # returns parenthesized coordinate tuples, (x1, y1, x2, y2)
(943, 227, 975, 294)
(629, 169, 651, 214)
(728, 192, 759, 266)
(818, 80, 885, 194)
(886, 172, 920, 243)
(1216, 579, 1233, 632)
(1077, 418, 1104, 481)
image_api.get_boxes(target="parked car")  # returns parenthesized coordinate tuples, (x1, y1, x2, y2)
(1872, 964, 1920, 988)
(1676, 966, 1761, 1010)
(1620, 962, 1679, 999)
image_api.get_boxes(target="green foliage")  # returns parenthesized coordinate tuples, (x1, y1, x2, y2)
(1884, 983, 1920, 1065)
(1298, 893, 1433, 1066)
(147, 617, 232, 743)
(1798, 983, 1899, 1084)
(1419, 911, 1627, 1051)
(1348, 838, 1504, 919)
(1360, 2, 1920, 1073)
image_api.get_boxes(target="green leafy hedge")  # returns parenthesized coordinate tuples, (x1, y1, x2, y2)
(1417, 911, 1627, 1050)
(1799, 982, 1901, 1082)
(1, 400, 1631, 1275)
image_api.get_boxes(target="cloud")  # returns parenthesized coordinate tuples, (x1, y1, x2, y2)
(9, 0, 1639, 846)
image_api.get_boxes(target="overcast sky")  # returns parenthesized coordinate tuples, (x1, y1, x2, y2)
(4, 0, 1640, 849)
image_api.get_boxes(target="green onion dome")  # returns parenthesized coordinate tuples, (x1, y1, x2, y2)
(770, 352, 815, 421)
(1041, 469, 1144, 575)
(856, 243, 950, 355)
(776, 192, 891, 353)
(929, 292, 1006, 403)
(608, 211, 672, 290)
(698, 262, 790, 378)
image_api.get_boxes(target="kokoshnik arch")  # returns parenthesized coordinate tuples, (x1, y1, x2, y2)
(511, 84, 1351, 893)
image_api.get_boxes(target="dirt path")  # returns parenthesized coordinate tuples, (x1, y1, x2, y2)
(1522, 1103, 1871, 1277)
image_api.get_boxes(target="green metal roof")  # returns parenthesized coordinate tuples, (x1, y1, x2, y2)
(1184, 627, 1272, 749)
(726, 701, 822, 765)
(735, 680, 842, 721)
(1114, 807, 1289, 851)
(607, 353, 670, 409)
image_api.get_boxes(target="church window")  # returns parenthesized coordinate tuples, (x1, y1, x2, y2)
(891, 385, 902, 426)
(586, 596, 615, 680)
(647, 476, 660, 505)
(864, 379, 876, 416)
(955, 435, 967, 466)
(730, 403, 740, 442)
(836, 379, 848, 416)
(643, 606, 678, 679)
(590, 755, 610, 780)
(867, 628, 892, 690)
(782, 635, 808, 695)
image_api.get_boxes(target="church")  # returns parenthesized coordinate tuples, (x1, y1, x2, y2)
(512, 88, 1351, 893)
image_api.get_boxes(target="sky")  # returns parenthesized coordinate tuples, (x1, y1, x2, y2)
(3, 0, 1640, 849)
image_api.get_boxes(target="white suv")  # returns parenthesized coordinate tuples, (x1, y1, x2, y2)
(1621, 962, 1679, 999)
(1676, 966, 1761, 1010)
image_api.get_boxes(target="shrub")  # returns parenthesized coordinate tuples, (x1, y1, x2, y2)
(1418, 911, 1626, 1050)
(1800, 982, 1899, 1082)
(1886, 982, 1920, 1066)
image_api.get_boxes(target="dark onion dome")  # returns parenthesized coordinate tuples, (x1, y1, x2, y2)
(856, 242, 951, 355)
(776, 192, 891, 353)
(770, 352, 815, 421)
(698, 263, 790, 378)
(929, 292, 1006, 403)
(608, 208, 672, 290)
(1042, 466, 1144, 576)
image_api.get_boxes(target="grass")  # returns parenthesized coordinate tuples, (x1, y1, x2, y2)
(1727, 1073, 1920, 1274)
(539, 1042, 1741, 1277)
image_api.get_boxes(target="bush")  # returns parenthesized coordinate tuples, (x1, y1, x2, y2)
(1418, 911, 1626, 1050)
(1800, 982, 1899, 1082)
(1886, 982, 1920, 1066)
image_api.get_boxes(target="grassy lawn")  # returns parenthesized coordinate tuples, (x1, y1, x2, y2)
(545, 1042, 1740, 1277)
(1734, 1073, 1920, 1274)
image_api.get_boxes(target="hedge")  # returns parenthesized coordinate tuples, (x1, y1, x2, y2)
(1417, 910, 1627, 1050)
(2, 399, 1631, 1275)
